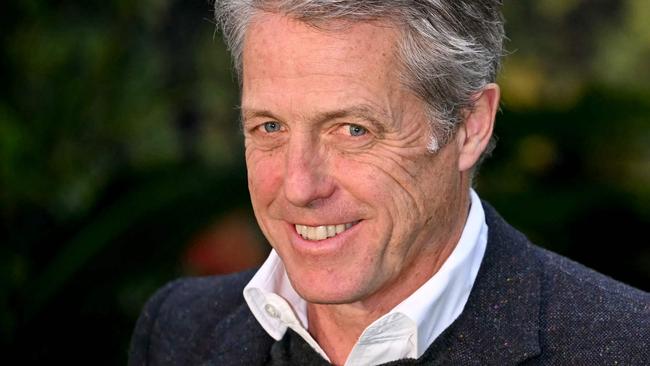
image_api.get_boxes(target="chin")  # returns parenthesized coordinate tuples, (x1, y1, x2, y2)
(286, 265, 374, 305)
(296, 287, 361, 305)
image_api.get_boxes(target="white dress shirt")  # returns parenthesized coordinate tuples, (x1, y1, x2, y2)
(243, 189, 488, 365)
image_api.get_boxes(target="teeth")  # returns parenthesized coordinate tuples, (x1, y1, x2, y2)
(315, 226, 327, 239)
(295, 222, 356, 241)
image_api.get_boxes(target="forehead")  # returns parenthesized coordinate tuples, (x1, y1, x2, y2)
(241, 13, 401, 89)
(245, 13, 399, 60)
(240, 13, 411, 127)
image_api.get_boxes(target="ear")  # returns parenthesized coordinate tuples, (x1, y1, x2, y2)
(456, 83, 500, 172)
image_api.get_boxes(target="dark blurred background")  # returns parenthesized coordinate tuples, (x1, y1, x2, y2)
(1, 0, 648, 364)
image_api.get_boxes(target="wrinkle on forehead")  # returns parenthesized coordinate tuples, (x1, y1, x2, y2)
(242, 13, 402, 82)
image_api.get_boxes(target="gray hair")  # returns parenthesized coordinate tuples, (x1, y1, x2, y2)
(215, 0, 504, 156)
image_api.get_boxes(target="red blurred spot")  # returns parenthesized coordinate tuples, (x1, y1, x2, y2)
(183, 210, 268, 275)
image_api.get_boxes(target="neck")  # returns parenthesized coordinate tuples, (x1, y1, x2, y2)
(307, 303, 385, 365)
(306, 188, 472, 365)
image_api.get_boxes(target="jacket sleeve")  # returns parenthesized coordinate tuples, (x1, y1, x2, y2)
(127, 279, 182, 366)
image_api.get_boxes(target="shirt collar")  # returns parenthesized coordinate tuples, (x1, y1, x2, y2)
(243, 189, 488, 363)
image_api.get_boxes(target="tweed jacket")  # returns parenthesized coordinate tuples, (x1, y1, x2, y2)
(128, 203, 650, 365)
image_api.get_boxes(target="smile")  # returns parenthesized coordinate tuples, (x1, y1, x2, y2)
(294, 221, 358, 241)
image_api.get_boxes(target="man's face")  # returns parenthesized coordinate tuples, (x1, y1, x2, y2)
(242, 14, 467, 306)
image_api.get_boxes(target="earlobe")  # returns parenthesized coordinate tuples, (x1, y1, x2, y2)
(457, 83, 500, 172)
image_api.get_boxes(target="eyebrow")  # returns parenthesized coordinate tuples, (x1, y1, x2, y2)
(240, 108, 276, 124)
(241, 104, 389, 134)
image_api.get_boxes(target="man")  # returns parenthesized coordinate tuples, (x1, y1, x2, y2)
(129, 1, 649, 365)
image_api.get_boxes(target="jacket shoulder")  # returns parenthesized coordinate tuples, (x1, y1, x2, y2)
(128, 269, 258, 365)
(535, 245, 648, 306)
(482, 201, 649, 364)
(532, 246, 650, 363)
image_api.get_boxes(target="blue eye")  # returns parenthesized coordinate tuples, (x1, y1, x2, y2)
(348, 124, 367, 137)
(263, 121, 281, 133)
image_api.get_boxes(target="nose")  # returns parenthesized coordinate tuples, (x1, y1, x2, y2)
(283, 134, 335, 207)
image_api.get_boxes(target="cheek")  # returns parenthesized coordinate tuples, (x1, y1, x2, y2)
(332, 154, 384, 200)
(366, 153, 427, 203)
(334, 151, 423, 224)
(246, 150, 284, 206)
(338, 150, 450, 257)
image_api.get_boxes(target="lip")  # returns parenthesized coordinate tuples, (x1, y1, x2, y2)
(287, 220, 362, 255)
